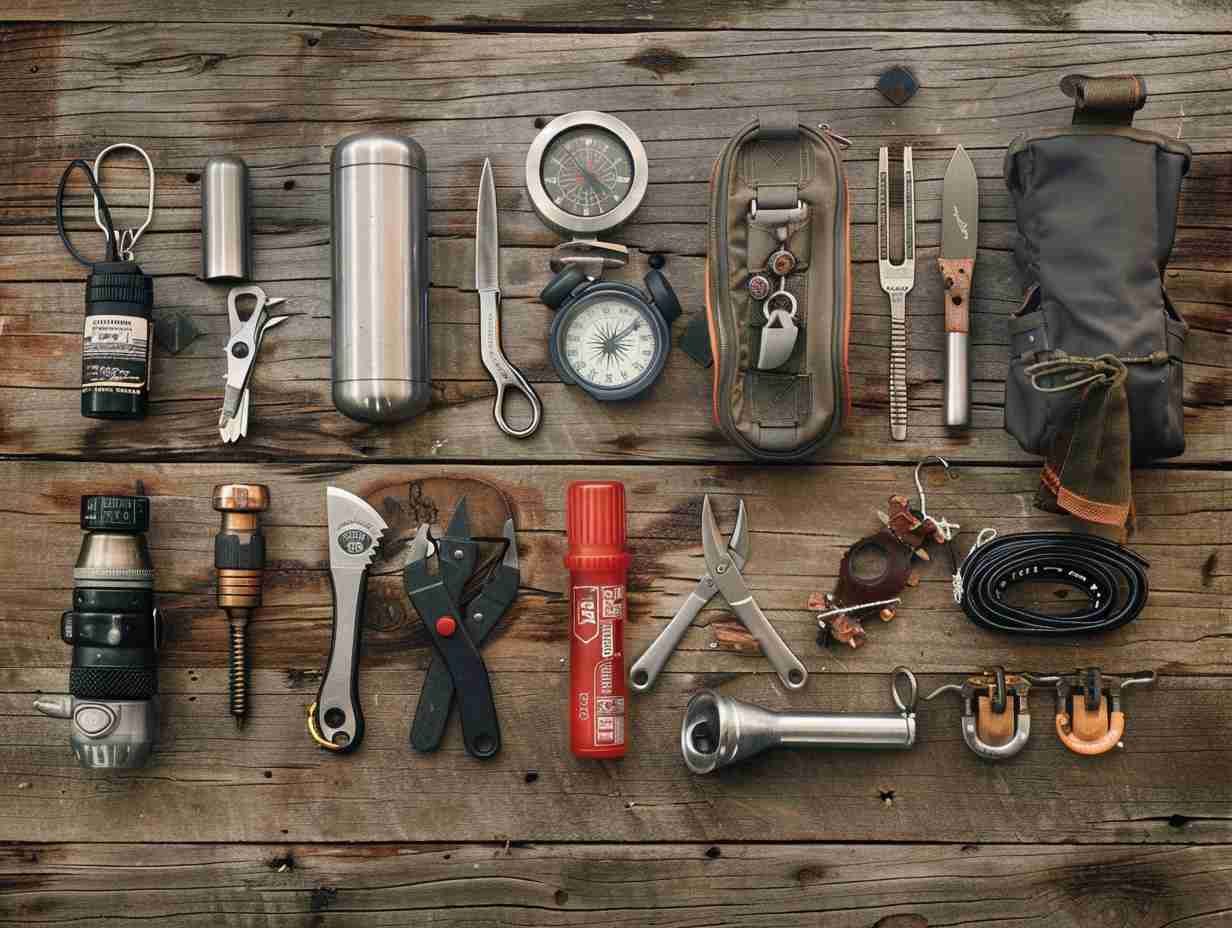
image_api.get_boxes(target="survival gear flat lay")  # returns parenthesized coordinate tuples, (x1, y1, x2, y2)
(630, 495, 807, 693)
(309, 487, 389, 752)
(404, 498, 519, 759)
(1004, 74, 1190, 527)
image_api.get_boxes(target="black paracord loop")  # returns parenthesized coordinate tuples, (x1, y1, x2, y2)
(956, 531, 1149, 635)
(56, 159, 118, 268)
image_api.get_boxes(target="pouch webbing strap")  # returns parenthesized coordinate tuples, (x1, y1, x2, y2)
(755, 183, 799, 210)
(751, 110, 803, 216)
(1060, 74, 1146, 126)
(754, 109, 799, 140)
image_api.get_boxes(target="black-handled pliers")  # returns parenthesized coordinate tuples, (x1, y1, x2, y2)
(403, 499, 518, 759)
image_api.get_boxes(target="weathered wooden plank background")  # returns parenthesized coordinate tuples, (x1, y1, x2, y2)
(0, 3, 1229, 926)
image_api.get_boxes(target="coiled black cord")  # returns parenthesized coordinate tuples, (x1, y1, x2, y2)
(56, 159, 118, 268)
(956, 531, 1148, 635)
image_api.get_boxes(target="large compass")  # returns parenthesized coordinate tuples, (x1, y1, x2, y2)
(526, 111, 648, 237)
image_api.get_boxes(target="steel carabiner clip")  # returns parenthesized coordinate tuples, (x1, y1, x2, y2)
(92, 143, 156, 262)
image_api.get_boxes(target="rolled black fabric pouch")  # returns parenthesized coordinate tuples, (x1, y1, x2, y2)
(1003, 74, 1190, 525)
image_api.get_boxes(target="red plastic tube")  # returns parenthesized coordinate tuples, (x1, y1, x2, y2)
(565, 481, 631, 759)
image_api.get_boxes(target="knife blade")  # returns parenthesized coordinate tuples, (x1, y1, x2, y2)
(939, 145, 979, 428)
(475, 158, 500, 294)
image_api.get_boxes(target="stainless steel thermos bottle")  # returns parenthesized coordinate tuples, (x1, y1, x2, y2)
(330, 132, 431, 423)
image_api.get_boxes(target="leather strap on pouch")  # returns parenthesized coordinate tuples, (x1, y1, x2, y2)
(1061, 74, 1146, 126)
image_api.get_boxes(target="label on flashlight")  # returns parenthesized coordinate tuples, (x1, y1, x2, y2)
(82, 315, 150, 390)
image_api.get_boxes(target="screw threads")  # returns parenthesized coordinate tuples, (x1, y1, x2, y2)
(228, 622, 248, 726)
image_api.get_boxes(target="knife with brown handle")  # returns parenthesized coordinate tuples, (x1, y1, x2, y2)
(939, 145, 979, 429)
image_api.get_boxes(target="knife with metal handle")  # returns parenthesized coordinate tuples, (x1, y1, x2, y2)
(939, 145, 979, 429)
(310, 487, 388, 753)
(476, 157, 542, 439)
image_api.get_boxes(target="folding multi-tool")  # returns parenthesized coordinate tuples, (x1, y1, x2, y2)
(219, 285, 289, 443)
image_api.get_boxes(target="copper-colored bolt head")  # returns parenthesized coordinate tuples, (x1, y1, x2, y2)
(213, 483, 270, 513)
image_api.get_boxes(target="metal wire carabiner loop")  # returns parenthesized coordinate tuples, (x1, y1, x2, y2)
(93, 143, 155, 261)
(913, 455, 959, 541)
(891, 666, 919, 713)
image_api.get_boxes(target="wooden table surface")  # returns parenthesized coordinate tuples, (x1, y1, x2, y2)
(2, 4, 1229, 926)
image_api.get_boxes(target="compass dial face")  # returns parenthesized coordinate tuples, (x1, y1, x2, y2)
(540, 126, 635, 219)
(559, 295, 661, 392)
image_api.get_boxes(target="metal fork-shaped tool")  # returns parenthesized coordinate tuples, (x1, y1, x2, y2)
(878, 146, 915, 441)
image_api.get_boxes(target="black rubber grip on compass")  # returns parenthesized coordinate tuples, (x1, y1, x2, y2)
(410, 564, 518, 753)
(406, 575, 500, 759)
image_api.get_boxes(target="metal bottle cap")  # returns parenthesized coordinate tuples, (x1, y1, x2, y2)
(201, 156, 252, 282)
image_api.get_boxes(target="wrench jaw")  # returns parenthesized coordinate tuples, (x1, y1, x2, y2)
(312, 488, 388, 753)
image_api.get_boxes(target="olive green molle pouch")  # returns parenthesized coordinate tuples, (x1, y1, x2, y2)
(1004, 75, 1190, 527)
(692, 111, 852, 460)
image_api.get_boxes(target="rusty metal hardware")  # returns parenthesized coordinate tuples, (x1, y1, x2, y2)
(815, 458, 958, 649)
(1026, 668, 1156, 755)
(923, 667, 1032, 761)
(768, 247, 797, 277)
(747, 273, 773, 302)
(213, 483, 269, 728)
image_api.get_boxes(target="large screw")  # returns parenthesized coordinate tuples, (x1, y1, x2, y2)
(213, 484, 270, 729)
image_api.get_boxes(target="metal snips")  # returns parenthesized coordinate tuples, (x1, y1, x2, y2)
(878, 146, 915, 442)
(220, 285, 289, 443)
(476, 158, 542, 439)
(630, 495, 807, 693)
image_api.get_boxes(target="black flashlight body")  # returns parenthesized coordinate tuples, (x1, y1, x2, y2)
(82, 261, 153, 420)
(35, 495, 160, 768)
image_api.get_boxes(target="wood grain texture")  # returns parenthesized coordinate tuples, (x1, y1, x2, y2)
(0, 22, 1226, 462)
(10, 1, 1232, 32)
(5, 842, 1232, 927)
(1, 463, 1228, 844)
(2, 7, 1230, 923)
